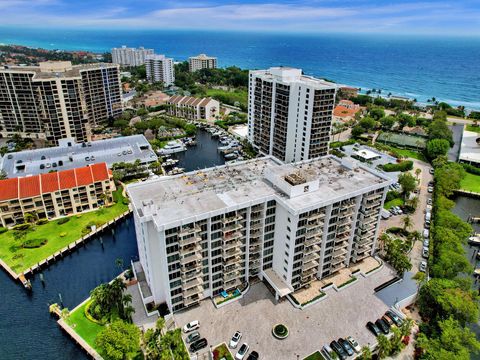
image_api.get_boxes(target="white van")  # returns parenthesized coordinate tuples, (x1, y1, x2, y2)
(425, 212, 431, 221)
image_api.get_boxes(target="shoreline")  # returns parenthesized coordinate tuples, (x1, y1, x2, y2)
(1, 37, 479, 111)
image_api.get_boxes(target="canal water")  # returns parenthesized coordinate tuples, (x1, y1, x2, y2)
(0, 130, 224, 360)
(172, 129, 225, 171)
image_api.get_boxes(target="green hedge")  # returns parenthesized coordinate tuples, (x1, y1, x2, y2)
(338, 277, 357, 288)
(462, 163, 480, 176)
(12, 223, 31, 231)
(381, 160, 413, 172)
(22, 238, 48, 248)
(0, 227, 7, 234)
(57, 217, 70, 225)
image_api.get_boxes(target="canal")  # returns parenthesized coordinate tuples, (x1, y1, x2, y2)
(0, 129, 224, 360)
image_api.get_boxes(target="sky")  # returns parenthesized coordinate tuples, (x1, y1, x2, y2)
(1, 0, 479, 36)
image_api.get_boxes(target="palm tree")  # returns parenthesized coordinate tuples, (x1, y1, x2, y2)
(360, 346, 372, 360)
(402, 215, 412, 232)
(377, 334, 392, 359)
(415, 168, 421, 180)
(400, 318, 415, 337)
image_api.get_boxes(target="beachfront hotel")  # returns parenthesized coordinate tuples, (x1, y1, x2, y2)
(248, 67, 337, 163)
(0, 162, 115, 228)
(188, 54, 218, 72)
(111, 46, 154, 67)
(0, 61, 122, 144)
(127, 155, 391, 313)
(166, 95, 220, 123)
(145, 54, 175, 86)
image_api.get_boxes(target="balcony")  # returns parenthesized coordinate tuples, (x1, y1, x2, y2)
(302, 259, 319, 271)
(183, 277, 203, 290)
(223, 231, 243, 241)
(305, 229, 322, 239)
(179, 236, 201, 247)
(333, 248, 347, 258)
(223, 239, 240, 251)
(184, 295, 202, 306)
(302, 267, 317, 279)
(249, 244, 261, 253)
(332, 256, 345, 266)
(181, 269, 202, 281)
(304, 244, 321, 255)
(223, 256, 241, 267)
(223, 271, 241, 283)
(183, 285, 203, 298)
(180, 253, 202, 266)
(364, 193, 383, 202)
(223, 223, 243, 233)
(179, 226, 200, 237)
(222, 215, 243, 224)
(310, 212, 325, 221)
(224, 278, 242, 290)
(223, 247, 242, 258)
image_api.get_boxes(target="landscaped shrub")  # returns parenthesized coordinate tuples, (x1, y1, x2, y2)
(381, 160, 414, 172)
(59, 232, 67, 237)
(338, 277, 357, 288)
(462, 163, 480, 176)
(12, 223, 31, 231)
(0, 226, 7, 234)
(273, 324, 289, 338)
(386, 190, 401, 202)
(387, 227, 410, 237)
(84, 300, 106, 325)
(57, 217, 70, 225)
(22, 238, 48, 248)
(36, 218, 49, 225)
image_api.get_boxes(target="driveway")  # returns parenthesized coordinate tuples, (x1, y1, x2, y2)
(175, 265, 397, 360)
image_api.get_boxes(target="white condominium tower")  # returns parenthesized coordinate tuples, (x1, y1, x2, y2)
(248, 67, 337, 163)
(111, 46, 154, 67)
(145, 55, 175, 86)
(128, 155, 391, 313)
(188, 54, 218, 72)
(0, 61, 122, 144)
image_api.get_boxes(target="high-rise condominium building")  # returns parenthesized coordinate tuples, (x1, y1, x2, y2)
(0, 61, 122, 144)
(111, 46, 154, 67)
(188, 54, 217, 72)
(248, 67, 337, 163)
(128, 155, 391, 313)
(145, 55, 175, 86)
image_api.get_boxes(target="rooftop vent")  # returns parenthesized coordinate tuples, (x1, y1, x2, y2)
(284, 172, 306, 186)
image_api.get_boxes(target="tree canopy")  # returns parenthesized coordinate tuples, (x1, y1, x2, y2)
(96, 320, 140, 360)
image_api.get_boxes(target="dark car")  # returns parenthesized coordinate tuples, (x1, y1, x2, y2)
(338, 338, 354, 356)
(246, 351, 259, 360)
(190, 338, 208, 352)
(366, 321, 381, 337)
(385, 310, 404, 327)
(330, 340, 347, 360)
(376, 318, 390, 334)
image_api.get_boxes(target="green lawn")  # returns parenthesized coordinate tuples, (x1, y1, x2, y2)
(384, 197, 405, 209)
(466, 124, 480, 133)
(206, 88, 248, 108)
(304, 351, 325, 360)
(460, 173, 480, 193)
(390, 147, 426, 161)
(67, 300, 104, 350)
(0, 187, 129, 274)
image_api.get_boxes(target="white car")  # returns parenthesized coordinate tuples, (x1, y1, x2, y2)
(346, 336, 361, 353)
(427, 186, 434, 193)
(229, 331, 242, 349)
(235, 343, 249, 360)
(183, 320, 200, 333)
(423, 229, 430, 239)
(419, 261, 427, 272)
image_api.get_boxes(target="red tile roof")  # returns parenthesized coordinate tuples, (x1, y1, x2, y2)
(0, 163, 110, 201)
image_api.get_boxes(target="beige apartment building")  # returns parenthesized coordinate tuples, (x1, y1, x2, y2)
(127, 155, 391, 313)
(0, 162, 115, 227)
(167, 95, 219, 122)
(0, 61, 122, 144)
(188, 54, 217, 72)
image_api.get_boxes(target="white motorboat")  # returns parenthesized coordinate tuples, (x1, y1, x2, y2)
(158, 141, 186, 155)
(469, 236, 480, 246)
(163, 158, 179, 167)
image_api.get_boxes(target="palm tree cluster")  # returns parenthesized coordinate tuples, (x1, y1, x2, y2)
(143, 319, 189, 360)
(89, 278, 135, 322)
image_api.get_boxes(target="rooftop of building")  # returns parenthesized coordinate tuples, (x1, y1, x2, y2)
(127, 155, 391, 228)
(250, 67, 337, 90)
(459, 129, 480, 164)
(0, 162, 110, 201)
(145, 54, 173, 61)
(0, 135, 157, 178)
(0, 61, 119, 80)
(190, 54, 217, 60)
(167, 94, 216, 107)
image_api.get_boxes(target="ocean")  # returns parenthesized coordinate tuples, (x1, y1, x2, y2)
(0, 27, 479, 109)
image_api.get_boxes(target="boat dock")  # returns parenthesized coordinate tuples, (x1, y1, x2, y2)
(0, 209, 132, 285)
(455, 189, 480, 199)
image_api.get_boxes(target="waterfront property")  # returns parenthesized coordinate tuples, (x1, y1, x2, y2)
(0, 61, 122, 143)
(167, 95, 220, 123)
(189, 53, 218, 72)
(0, 186, 128, 274)
(0, 134, 157, 178)
(248, 67, 337, 163)
(145, 54, 175, 86)
(0, 162, 114, 227)
(111, 45, 154, 67)
(127, 155, 391, 313)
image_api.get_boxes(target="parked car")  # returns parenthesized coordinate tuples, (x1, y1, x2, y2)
(428, 181, 434, 187)
(375, 318, 390, 334)
(366, 321, 381, 336)
(382, 314, 394, 326)
(425, 220, 431, 229)
(419, 261, 427, 272)
(385, 310, 404, 326)
(235, 343, 250, 360)
(423, 239, 430, 247)
(423, 229, 430, 238)
(429, 168, 434, 174)
(246, 351, 259, 360)
(428, 186, 434, 193)
(229, 331, 242, 349)
(425, 212, 431, 221)
(395, 206, 403, 215)
(183, 320, 200, 333)
(186, 331, 201, 344)
(414, 188, 420, 195)
(330, 340, 348, 360)
(190, 338, 208, 352)
(338, 338, 354, 356)
(346, 336, 361, 353)
(422, 248, 429, 259)
(322, 345, 336, 360)
(427, 198, 433, 205)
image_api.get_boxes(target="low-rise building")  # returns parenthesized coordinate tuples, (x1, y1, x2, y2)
(188, 54, 217, 72)
(338, 86, 359, 98)
(0, 162, 114, 227)
(459, 129, 480, 167)
(333, 100, 363, 122)
(0, 135, 157, 178)
(167, 95, 219, 122)
(127, 155, 391, 312)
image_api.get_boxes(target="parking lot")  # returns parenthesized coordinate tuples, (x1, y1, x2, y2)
(175, 265, 397, 360)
